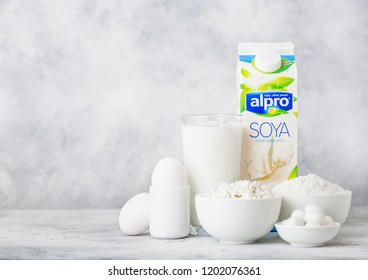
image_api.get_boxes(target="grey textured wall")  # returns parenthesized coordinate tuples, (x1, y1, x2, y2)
(0, 0, 367, 208)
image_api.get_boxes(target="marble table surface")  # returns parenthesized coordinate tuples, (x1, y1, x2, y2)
(0, 207, 367, 260)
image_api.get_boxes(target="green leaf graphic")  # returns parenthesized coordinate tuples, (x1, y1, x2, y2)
(240, 83, 252, 90)
(258, 77, 294, 91)
(288, 165, 298, 179)
(272, 77, 295, 87)
(252, 58, 294, 74)
(275, 59, 294, 73)
(240, 83, 253, 113)
(277, 87, 287, 92)
(293, 96, 298, 102)
(241, 68, 251, 78)
(240, 88, 253, 113)
(240, 92, 245, 113)
(293, 112, 298, 118)
(256, 109, 289, 117)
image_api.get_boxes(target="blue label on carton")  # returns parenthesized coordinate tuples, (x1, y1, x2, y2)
(246, 92, 293, 116)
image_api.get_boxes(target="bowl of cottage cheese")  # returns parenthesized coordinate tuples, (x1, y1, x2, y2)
(195, 180, 281, 244)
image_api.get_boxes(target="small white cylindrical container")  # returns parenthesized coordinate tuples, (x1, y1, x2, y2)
(150, 185, 189, 238)
(149, 157, 190, 239)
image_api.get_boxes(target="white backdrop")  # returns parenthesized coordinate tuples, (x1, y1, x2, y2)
(0, 0, 367, 208)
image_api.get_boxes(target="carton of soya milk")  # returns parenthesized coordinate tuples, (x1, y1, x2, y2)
(237, 42, 297, 187)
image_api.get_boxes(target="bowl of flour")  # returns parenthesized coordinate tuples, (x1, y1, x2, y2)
(272, 174, 352, 224)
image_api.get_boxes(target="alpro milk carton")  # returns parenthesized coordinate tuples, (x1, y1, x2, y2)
(237, 42, 297, 187)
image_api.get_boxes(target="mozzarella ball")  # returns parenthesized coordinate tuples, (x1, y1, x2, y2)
(291, 209, 305, 220)
(322, 215, 334, 226)
(282, 216, 304, 226)
(304, 211, 324, 225)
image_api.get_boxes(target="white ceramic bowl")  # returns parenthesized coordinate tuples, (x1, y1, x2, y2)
(195, 195, 281, 244)
(275, 222, 340, 247)
(278, 191, 352, 224)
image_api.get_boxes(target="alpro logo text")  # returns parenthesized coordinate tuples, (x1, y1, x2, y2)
(246, 92, 293, 116)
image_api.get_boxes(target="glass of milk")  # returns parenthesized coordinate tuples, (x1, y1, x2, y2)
(181, 114, 242, 226)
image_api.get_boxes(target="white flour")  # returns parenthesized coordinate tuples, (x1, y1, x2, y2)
(272, 174, 345, 195)
(204, 180, 274, 199)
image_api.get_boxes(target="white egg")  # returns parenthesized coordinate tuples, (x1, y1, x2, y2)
(304, 204, 325, 215)
(282, 216, 304, 226)
(322, 215, 334, 226)
(304, 211, 324, 225)
(119, 193, 149, 235)
(151, 157, 187, 188)
(291, 209, 305, 220)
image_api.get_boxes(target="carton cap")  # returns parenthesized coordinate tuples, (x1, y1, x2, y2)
(254, 51, 282, 73)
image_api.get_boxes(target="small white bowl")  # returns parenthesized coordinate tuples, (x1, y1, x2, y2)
(195, 195, 281, 244)
(278, 191, 352, 224)
(275, 222, 340, 247)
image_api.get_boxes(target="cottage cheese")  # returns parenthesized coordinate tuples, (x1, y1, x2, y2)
(204, 180, 274, 199)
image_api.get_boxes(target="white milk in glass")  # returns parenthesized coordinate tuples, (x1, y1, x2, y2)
(182, 115, 242, 226)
